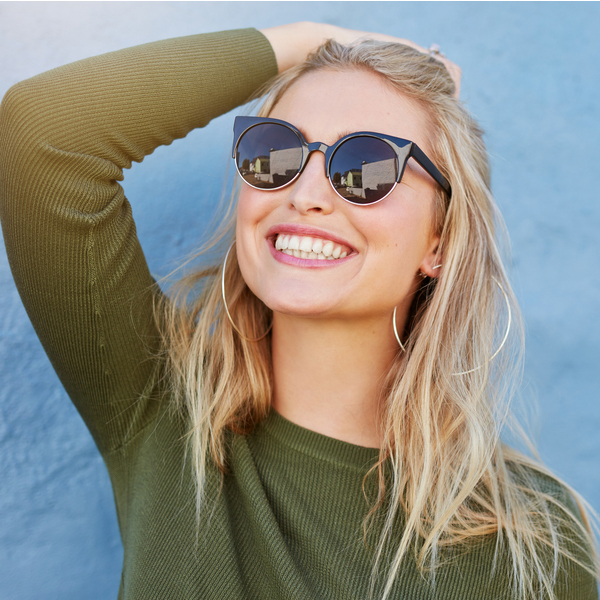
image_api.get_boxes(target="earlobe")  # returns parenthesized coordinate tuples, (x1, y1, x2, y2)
(419, 261, 442, 279)
(418, 239, 442, 279)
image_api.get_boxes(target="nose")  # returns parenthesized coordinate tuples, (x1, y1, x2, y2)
(286, 148, 335, 215)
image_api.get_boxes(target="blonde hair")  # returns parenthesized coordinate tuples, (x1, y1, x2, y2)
(158, 39, 599, 599)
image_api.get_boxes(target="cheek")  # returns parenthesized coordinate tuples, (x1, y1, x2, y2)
(236, 185, 282, 234)
(236, 187, 271, 254)
(236, 187, 258, 233)
(366, 201, 432, 258)
(235, 192, 258, 278)
(358, 197, 437, 298)
(235, 187, 277, 297)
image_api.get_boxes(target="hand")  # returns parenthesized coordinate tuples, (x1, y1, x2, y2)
(260, 22, 461, 98)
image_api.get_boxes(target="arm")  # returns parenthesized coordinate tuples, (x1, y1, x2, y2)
(0, 29, 278, 454)
(0, 23, 457, 457)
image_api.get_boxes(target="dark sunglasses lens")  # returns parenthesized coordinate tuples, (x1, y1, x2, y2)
(235, 123, 303, 189)
(330, 136, 398, 204)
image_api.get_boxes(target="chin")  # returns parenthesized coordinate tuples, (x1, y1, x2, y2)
(252, 285, 341, 319)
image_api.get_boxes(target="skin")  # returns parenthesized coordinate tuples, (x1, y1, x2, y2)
(236, 68, 443, 448)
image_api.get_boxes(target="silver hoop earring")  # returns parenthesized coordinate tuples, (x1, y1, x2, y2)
(392, 277, 512, 371)
(392, 306, 406, 352)
(453, 277, 511, 376)
(221, 242, 272, 342)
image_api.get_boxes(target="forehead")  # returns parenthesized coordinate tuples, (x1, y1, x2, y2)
(268, 68, 435, 155)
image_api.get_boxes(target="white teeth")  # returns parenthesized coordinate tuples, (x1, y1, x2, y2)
(312, 239, 323, 254)
(322, 241, 334, 257)
(299, 237, 313, 253)
(275, 234, 351, 261)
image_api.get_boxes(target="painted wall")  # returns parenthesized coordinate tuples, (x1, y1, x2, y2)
(1, 2, 598, 598)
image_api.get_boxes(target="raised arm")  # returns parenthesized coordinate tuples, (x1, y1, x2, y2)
(0, 29, 278, 454)
(0, 23, 458, 456)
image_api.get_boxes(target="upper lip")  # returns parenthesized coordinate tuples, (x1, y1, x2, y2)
(265, 223, 357, 253)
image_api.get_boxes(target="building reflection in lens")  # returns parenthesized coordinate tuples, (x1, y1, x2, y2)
(333, 157, 396, 203)
(238, 124, 303, 189)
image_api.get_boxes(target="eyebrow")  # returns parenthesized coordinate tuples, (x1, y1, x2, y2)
(335, 129, 355, 140)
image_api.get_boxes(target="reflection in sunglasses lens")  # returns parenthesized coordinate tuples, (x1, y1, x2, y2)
(330, 136, 398, 204)
(236, 124, 303, 189)
(236, 125, 399, 205)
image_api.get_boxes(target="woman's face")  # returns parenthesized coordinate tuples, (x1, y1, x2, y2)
(236, 68, 441, 323)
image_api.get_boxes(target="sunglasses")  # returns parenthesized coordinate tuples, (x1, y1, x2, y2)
(232, 116, 451, 205)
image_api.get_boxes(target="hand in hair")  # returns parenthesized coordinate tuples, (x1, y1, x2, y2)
(260, 21, 461, 98)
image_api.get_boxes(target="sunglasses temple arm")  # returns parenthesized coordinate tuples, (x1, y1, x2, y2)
(231, 126, 239, 159)
(409, 144, 452, 197)
(232, 117, 248, 159)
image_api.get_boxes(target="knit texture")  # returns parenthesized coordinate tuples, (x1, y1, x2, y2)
(0, 29, 597, 599)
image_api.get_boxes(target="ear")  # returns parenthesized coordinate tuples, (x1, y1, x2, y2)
(418, 235, 442, 279)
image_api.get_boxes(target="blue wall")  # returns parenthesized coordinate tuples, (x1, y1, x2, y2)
(1, 2, 599, 598)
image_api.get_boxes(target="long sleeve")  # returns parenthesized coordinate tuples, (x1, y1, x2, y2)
(0, 29, 278, 455)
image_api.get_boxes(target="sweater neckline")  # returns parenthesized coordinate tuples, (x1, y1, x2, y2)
(256, 409, 380, 472)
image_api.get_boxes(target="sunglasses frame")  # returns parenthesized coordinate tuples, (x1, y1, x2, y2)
(232, 116, 451, 205)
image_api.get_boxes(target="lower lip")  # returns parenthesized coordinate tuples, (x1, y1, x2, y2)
(268, 240, 354, 268)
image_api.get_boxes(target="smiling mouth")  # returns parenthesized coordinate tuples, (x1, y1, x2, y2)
(273, 234, 352, 260)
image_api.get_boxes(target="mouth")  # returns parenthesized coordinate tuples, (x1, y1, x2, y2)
(273, 233, 352, 261)
(265, 224, 356, 267)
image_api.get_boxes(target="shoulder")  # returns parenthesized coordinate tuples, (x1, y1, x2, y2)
(506, 459, 599, 599)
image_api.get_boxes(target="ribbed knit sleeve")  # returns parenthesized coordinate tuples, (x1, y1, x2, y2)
(0, 29, 278, 455)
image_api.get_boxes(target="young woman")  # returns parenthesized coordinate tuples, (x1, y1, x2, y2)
(0, 21, 597, 600)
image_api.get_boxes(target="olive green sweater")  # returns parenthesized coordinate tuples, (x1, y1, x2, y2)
(0, 28, 597, 600)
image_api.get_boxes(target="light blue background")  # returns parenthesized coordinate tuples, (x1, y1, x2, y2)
(1, 2, 599, 598)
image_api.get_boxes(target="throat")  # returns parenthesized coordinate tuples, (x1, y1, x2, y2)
(270, 315, 397, 448)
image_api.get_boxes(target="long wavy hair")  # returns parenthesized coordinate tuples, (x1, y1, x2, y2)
(157, 39, 599, 599)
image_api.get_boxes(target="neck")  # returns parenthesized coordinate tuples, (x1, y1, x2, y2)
(271, 311, 403, 448)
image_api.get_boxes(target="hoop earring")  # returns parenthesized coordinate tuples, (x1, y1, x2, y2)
(392, 306, 406, 352)
(453, 277, 511, 376)
(392, 277, 512, 373)
(221, 242, 272, 342)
